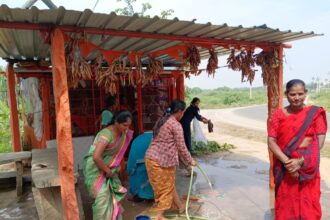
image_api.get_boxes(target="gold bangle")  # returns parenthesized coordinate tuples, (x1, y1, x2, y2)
(299, 156, 304, 166)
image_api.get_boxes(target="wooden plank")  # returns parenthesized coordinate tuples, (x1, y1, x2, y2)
(15, 161, 23, 196)
(31, 148, 78, 188)
(0, 151, 31, 165)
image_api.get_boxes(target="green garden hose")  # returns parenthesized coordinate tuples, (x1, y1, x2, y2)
(197, 164, 213, 190)
(185, 166, 195, 220)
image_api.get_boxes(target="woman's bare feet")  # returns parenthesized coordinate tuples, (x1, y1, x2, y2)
(157, 214, 169, 220)
(178, 204, 185, 214)
(157, 211, 169, 220)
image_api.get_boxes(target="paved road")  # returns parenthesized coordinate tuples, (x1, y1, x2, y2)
(233, 104, 330, 124)
(232, 104, 330, 138)
(232, 105, 268, 122)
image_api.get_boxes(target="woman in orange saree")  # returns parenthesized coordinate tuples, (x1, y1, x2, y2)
(268, 79, 327, 220)
(83, 111, 133, 220)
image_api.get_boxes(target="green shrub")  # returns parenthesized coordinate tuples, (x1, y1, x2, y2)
(0, 76, 11, 153)
(223, 94, 241, 105)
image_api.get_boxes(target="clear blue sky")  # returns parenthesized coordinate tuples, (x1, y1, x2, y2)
(1, 0, 329, 89)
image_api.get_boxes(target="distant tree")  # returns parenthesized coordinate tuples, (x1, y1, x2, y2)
(190, 87, 203, 94)
(184, 86, 192, 101)
(114, 0, 174, 18)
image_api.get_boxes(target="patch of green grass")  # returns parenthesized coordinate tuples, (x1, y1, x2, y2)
(309, 90, 330, 111)
(192, 140, 235, 155)
(186, 86, 268, 109)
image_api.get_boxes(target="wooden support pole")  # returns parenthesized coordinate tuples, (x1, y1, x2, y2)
(6, 63, 22, 152)
(137, 83, 143, 134)
(50, 28, 80, 220)
(267, 46, 284, 190)
(41, 78, 51, 148)
(170, 78, 177, 100)
(176, 73, 185, 101)
(91, 79, 97, 132)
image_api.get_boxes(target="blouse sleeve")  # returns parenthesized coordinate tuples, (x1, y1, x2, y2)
(193, 107, 203, 121)
(172, 122, 193, 165)
(96, 129, 113, 145)
(268, 109, 281, 138)
(314, 113, 327, 135)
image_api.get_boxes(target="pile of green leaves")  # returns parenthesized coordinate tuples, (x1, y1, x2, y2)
(192, 140, 235, 155)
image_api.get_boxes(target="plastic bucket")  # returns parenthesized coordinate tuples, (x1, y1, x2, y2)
(135, 215, 151, 220)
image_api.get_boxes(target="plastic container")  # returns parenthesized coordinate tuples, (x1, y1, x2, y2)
(135, 215, 151, 220)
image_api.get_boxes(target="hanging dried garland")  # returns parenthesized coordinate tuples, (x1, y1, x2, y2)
(239, 50, 256, 84)
(227, 49, 241, 71)
(145, 56, 163, 85)
(185, 46, 201, 74)
(255, 49, 280, 101)
(95, 63, 118, 95)
(134, 55, 144, 85)
(126, 54, 144, 87)
(66, 38, 92, 89)
(116, 59, 131, 87)
(206, 48, 218, 77)
(227, 49, 257, 84)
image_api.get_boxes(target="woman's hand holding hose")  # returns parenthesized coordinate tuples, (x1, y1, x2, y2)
(191, 159, 197, 166)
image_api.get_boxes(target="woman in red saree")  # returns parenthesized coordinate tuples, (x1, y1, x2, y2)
(268, 79, 327, 220)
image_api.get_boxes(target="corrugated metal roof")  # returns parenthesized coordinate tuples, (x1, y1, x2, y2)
(0, 5, 322, 65)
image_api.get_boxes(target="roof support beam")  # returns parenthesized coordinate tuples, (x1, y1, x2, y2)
(0, 21, 290, 50)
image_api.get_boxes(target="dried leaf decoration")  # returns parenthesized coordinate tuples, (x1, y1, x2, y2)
(255, 49, 280, 104)
(227, 49, 241, 71)
(185, 46, 201, 74)
(95, 63, 117, 95)
(206, 48, 218, 77)
(145, 56, 163, 85)
(239, 50, 256, 84)
(66, 38, 92, 89)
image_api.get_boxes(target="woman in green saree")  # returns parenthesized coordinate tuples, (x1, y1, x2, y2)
(83, 111, 133, 220)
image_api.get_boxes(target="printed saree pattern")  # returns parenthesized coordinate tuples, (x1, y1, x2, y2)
(83, 128, 133, 220)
